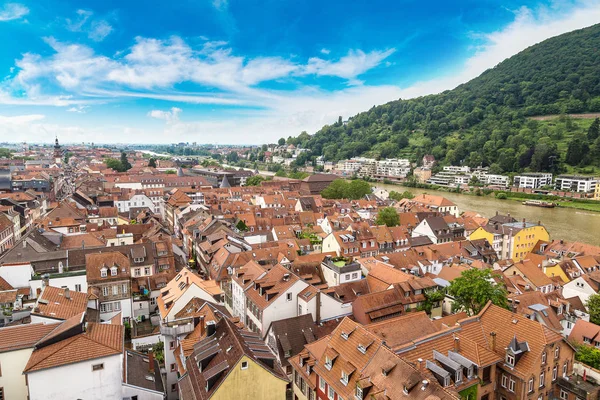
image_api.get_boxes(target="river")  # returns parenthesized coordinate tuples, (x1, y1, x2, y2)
(374, 183, 600, 246)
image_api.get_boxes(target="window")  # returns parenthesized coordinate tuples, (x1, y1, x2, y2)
(325, 356, 332, 370)
(170, 363, 176, 372)
(112, 285, 118, 296)
(75, 284, 81, 292)
(100, 268, 107, 278)
(298, 305, 303, 315)
(539, 371, 545, 388)
(553, 366, 558, 381)
(319, 377, 326, 391)
(563, 362, 568, 377)
(145, 267, 151, 275)
(356, 385, 363, 399)
(170, 341, 175, 350)
(286, 293, 292, 302)
(102, 287, 109, 296)
(501, 374, 508, 388)
(328, 386, 335, 400)
(114, 302, 121, 311)
(352, 272, 358, 279)
(482, 366, 491, 383)
(171, 384, 177, 393)
(506, 353, 515, 366)
(541, 352, 547, 364)
(555, 346, 560, 359)
(111, 267, 117, 276)
(241, 361, 248, 370)
(560, 390, 568, 400)
(121, 284, 127, 295)
(341, 371, 349, 385)
(92, 363, 104, 371)
(135, 268, 141, 277)
(508, 378, 515, 393)
(528, 377, 534, 393)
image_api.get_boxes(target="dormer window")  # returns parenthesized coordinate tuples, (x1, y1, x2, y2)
(325, 356, 333, 370)
(100, 268, 107, 278)
(111, 267, 118, 276)
(341, 371, 349, 385)
(355, 386, 363, 400)
(506, 353, 515, 366)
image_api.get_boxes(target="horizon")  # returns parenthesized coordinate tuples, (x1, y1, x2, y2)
(1, 0, 600, 144)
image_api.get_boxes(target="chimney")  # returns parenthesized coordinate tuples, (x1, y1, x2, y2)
(82, 240, 85, 249)
(186, 276, 189, 286)
(64, 288, 70, 300)
(417, 358, 424, 371)
(23, 240, 27, 249)
(206, 320, 216, 337)
(453, 336, 460, 352)
(490, 332, 496, 352)
(148, 351, 155, 374)
(316, 290, 321, 324)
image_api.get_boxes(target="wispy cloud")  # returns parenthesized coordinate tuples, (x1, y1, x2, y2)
(65, 9, 113, 42)
(148, 107, 182, 123)
(320, 48, 330, 55)
(0, 3, 29, 21)
(212, 0, 228, 11)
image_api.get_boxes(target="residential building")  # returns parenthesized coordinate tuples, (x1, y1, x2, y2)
(555, 175, 598, 193)
(24, 315, 125, 400)
(178, 317, 288, 400)
(514, 173, 553, 189)
(410, 194, 459, 217)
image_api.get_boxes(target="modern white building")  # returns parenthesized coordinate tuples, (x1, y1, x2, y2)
(555, 175, 598, 193)
(513, 173, 553, 189)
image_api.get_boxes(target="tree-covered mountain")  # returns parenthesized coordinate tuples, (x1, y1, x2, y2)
(287, 24, 600, 174)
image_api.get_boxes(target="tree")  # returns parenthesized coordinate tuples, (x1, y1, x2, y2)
(565, 134, 589, 166)
(418, 288, 446, 315)
(448, 269, 509, 316)
(278, 138, 286, 146)
(375, 207, 400, 227)
(226, 151, 239, 163)
(274, 169, 287, 177)
(148, 158, 157, 168)
(164, 169, 176, 174)
(0, 148, 12, 158)
(586, 294, 600, 325)
(589, 118, 600, 140)
(346, 180, 371, 200)
(388, 190, 414, 201)
(245, 176, 266, 186)
(120, 152, 132, 171)
(575, 344, 600, 369)
(321, 180, 348, 199)
(105, 158, 125, 172)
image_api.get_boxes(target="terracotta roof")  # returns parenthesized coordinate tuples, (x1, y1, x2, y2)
(33, 286, 89, 321)
(59, 233, 106, 250)
(0, 323, 58, 353)
(568, 319, 600, 345)
(85, 251, 131, 282)
(365, 312, 438, 350)
(24, 322, 123, 373)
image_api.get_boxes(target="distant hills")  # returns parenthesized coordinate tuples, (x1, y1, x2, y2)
(288, 24, 600, 174)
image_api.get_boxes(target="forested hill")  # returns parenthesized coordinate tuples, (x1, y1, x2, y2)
(291, 23, 600, 174)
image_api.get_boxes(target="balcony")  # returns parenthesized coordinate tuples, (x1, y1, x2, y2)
(160, 317, 195, 336)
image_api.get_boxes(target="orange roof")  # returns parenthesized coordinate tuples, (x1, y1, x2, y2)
(24, 322, 123, 373)
(157, 268, 222, 319)
(0, 323, 58, 353)
(33, 286, 89, 321)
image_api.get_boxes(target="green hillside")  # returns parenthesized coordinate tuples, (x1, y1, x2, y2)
(288, 24, 600, 174)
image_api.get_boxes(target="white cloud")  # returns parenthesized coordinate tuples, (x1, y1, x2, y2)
(305, 49, 396, 81)
(148, 107, 182, 123)
(212, 0, 228, 11)
(0, 3, 29, 21)
(320, 48, 330, 55)
(65, 9, 112, 42)
(89, 20, 113, 41)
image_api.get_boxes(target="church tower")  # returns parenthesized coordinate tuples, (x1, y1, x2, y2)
(54, 136, 62, 164)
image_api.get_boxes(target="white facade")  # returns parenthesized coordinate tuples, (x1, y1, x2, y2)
(0, 263, 34, 288)
(116, 193, 159, 214)
(513, 173, 553, 189)
(29, 273, 88, 299)
(27, 353, 123, 400)
(0, 347, 33, 400)
(375, 159, 411, 178)
(562, 277, 597, 306)
(555, 175, 598, 193)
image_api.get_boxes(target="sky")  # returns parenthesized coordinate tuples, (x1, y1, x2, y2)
(1, 0, 600, 145)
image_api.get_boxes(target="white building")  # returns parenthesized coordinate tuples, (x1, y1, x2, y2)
(562, 276, 599, 307)
(555, 175, 598, 193)
(513, 173, 553, 189)
(24, 317, 124, 400)
(116, 193, 159, 214)
(0, 323, 59, 400)
(375, 158, 411, 178)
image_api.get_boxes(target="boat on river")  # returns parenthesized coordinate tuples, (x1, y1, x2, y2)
(522, 200, 556, 208)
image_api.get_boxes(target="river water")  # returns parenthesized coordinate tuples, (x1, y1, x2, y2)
(374, 183, 600, 246)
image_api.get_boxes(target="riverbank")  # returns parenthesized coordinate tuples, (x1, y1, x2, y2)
(390, 182, 600, 213)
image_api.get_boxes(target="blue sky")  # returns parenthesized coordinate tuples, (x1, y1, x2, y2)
(0, 0, 599, 144)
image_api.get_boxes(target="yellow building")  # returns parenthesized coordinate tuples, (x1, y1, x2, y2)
(595, 183, 600, 200)
(178, 318, 288, 400)
(469, 221, 550, 261)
